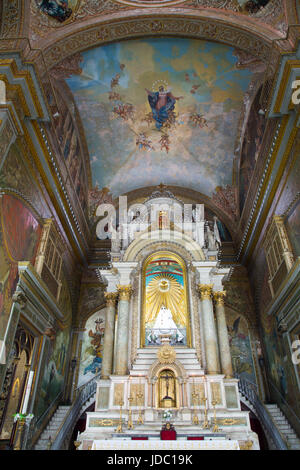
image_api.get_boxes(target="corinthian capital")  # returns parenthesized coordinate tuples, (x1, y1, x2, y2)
(213, 291, 227, 305)
(104, 291, 118, 306)
(198, 284, 213, 300)
(117, 285, 132, 301)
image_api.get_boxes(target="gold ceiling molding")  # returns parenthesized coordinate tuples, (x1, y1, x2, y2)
(0, 59, 45, 119)
(29, 14, 285, 75)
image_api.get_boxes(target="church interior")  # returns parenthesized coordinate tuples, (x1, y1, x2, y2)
(0, 0, 300, 452)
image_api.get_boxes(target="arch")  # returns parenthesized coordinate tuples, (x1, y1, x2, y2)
(31, 11, 289, 75)
(149, 358, 187, 381)
(78, 303, 106, 329)
(141, 250, 192, 348)
(148, 359, 186, 409)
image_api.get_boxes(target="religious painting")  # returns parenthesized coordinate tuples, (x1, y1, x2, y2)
(226, 307, 256, 385)
(262, 319, 288, 401)
(143, 252, 190, 347)
(35, 327, 70, 418)
(78, 309, 106, 387)
(35, 0, 81, 23)
(66, 38, 256, 198)
(0, 195, 42, 340)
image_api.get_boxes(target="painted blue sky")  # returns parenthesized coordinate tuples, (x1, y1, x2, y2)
(66, 38, 254, 197)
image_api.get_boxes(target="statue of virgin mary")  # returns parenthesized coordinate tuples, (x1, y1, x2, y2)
(147, 304, 184, 343)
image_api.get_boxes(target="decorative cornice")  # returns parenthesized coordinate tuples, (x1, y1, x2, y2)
(32, 14, 283, 75)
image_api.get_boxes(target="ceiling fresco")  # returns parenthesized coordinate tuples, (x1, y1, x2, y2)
(66, 38, 257, 197)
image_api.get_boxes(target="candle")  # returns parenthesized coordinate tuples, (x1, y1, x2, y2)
(21, 370, 34, 414)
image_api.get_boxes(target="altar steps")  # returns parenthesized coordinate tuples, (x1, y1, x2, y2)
(130, 347, 203, 375)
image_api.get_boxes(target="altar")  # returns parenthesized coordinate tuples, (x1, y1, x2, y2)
(90, 439, 241, 450)
(77, 193, 260, 451)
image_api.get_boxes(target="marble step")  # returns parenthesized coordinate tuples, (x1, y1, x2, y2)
(265, 404, 300, 448)
(34, 406, 71, 450)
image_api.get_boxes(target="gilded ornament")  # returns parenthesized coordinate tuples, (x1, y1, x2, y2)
(213, 291, 226, 305)
(198, 284, 213, 300)
(104, 291, 118, 305)
(157, 344, 176, 364)
(240, 440, 253, 450)
(117, 285, 132, 301)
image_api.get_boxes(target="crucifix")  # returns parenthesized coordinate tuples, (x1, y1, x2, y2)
(157, 182, 167, 192)
(161, 371, 173, 399)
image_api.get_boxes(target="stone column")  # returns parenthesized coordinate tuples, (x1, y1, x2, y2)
(214, 291, 233, 378)
(115, 285, 132, 375)
(101, 292, 118, 379)
(198, 284, 220, 375)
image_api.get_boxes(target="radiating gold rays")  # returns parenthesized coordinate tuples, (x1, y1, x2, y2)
(145, 273, 186, 327)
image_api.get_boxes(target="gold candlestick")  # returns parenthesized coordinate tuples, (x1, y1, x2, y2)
(74, 441, 81, 450)
(137, 391, 144, 425)
(128, 396, 134, 430)
(192, 389, 199, 425)
(211, 399, 219, 433)
(201, 397, 209, 429)
(116, 400, 124, 433)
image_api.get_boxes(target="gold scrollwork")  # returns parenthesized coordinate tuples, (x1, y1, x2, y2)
(157, 344, 176, 364)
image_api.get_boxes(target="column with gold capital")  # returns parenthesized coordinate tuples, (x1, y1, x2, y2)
(115, 285, 132, 375)
(198, 284, 220, 375)
(214, 291, 233, 378)
(101, 292, 118, 379)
